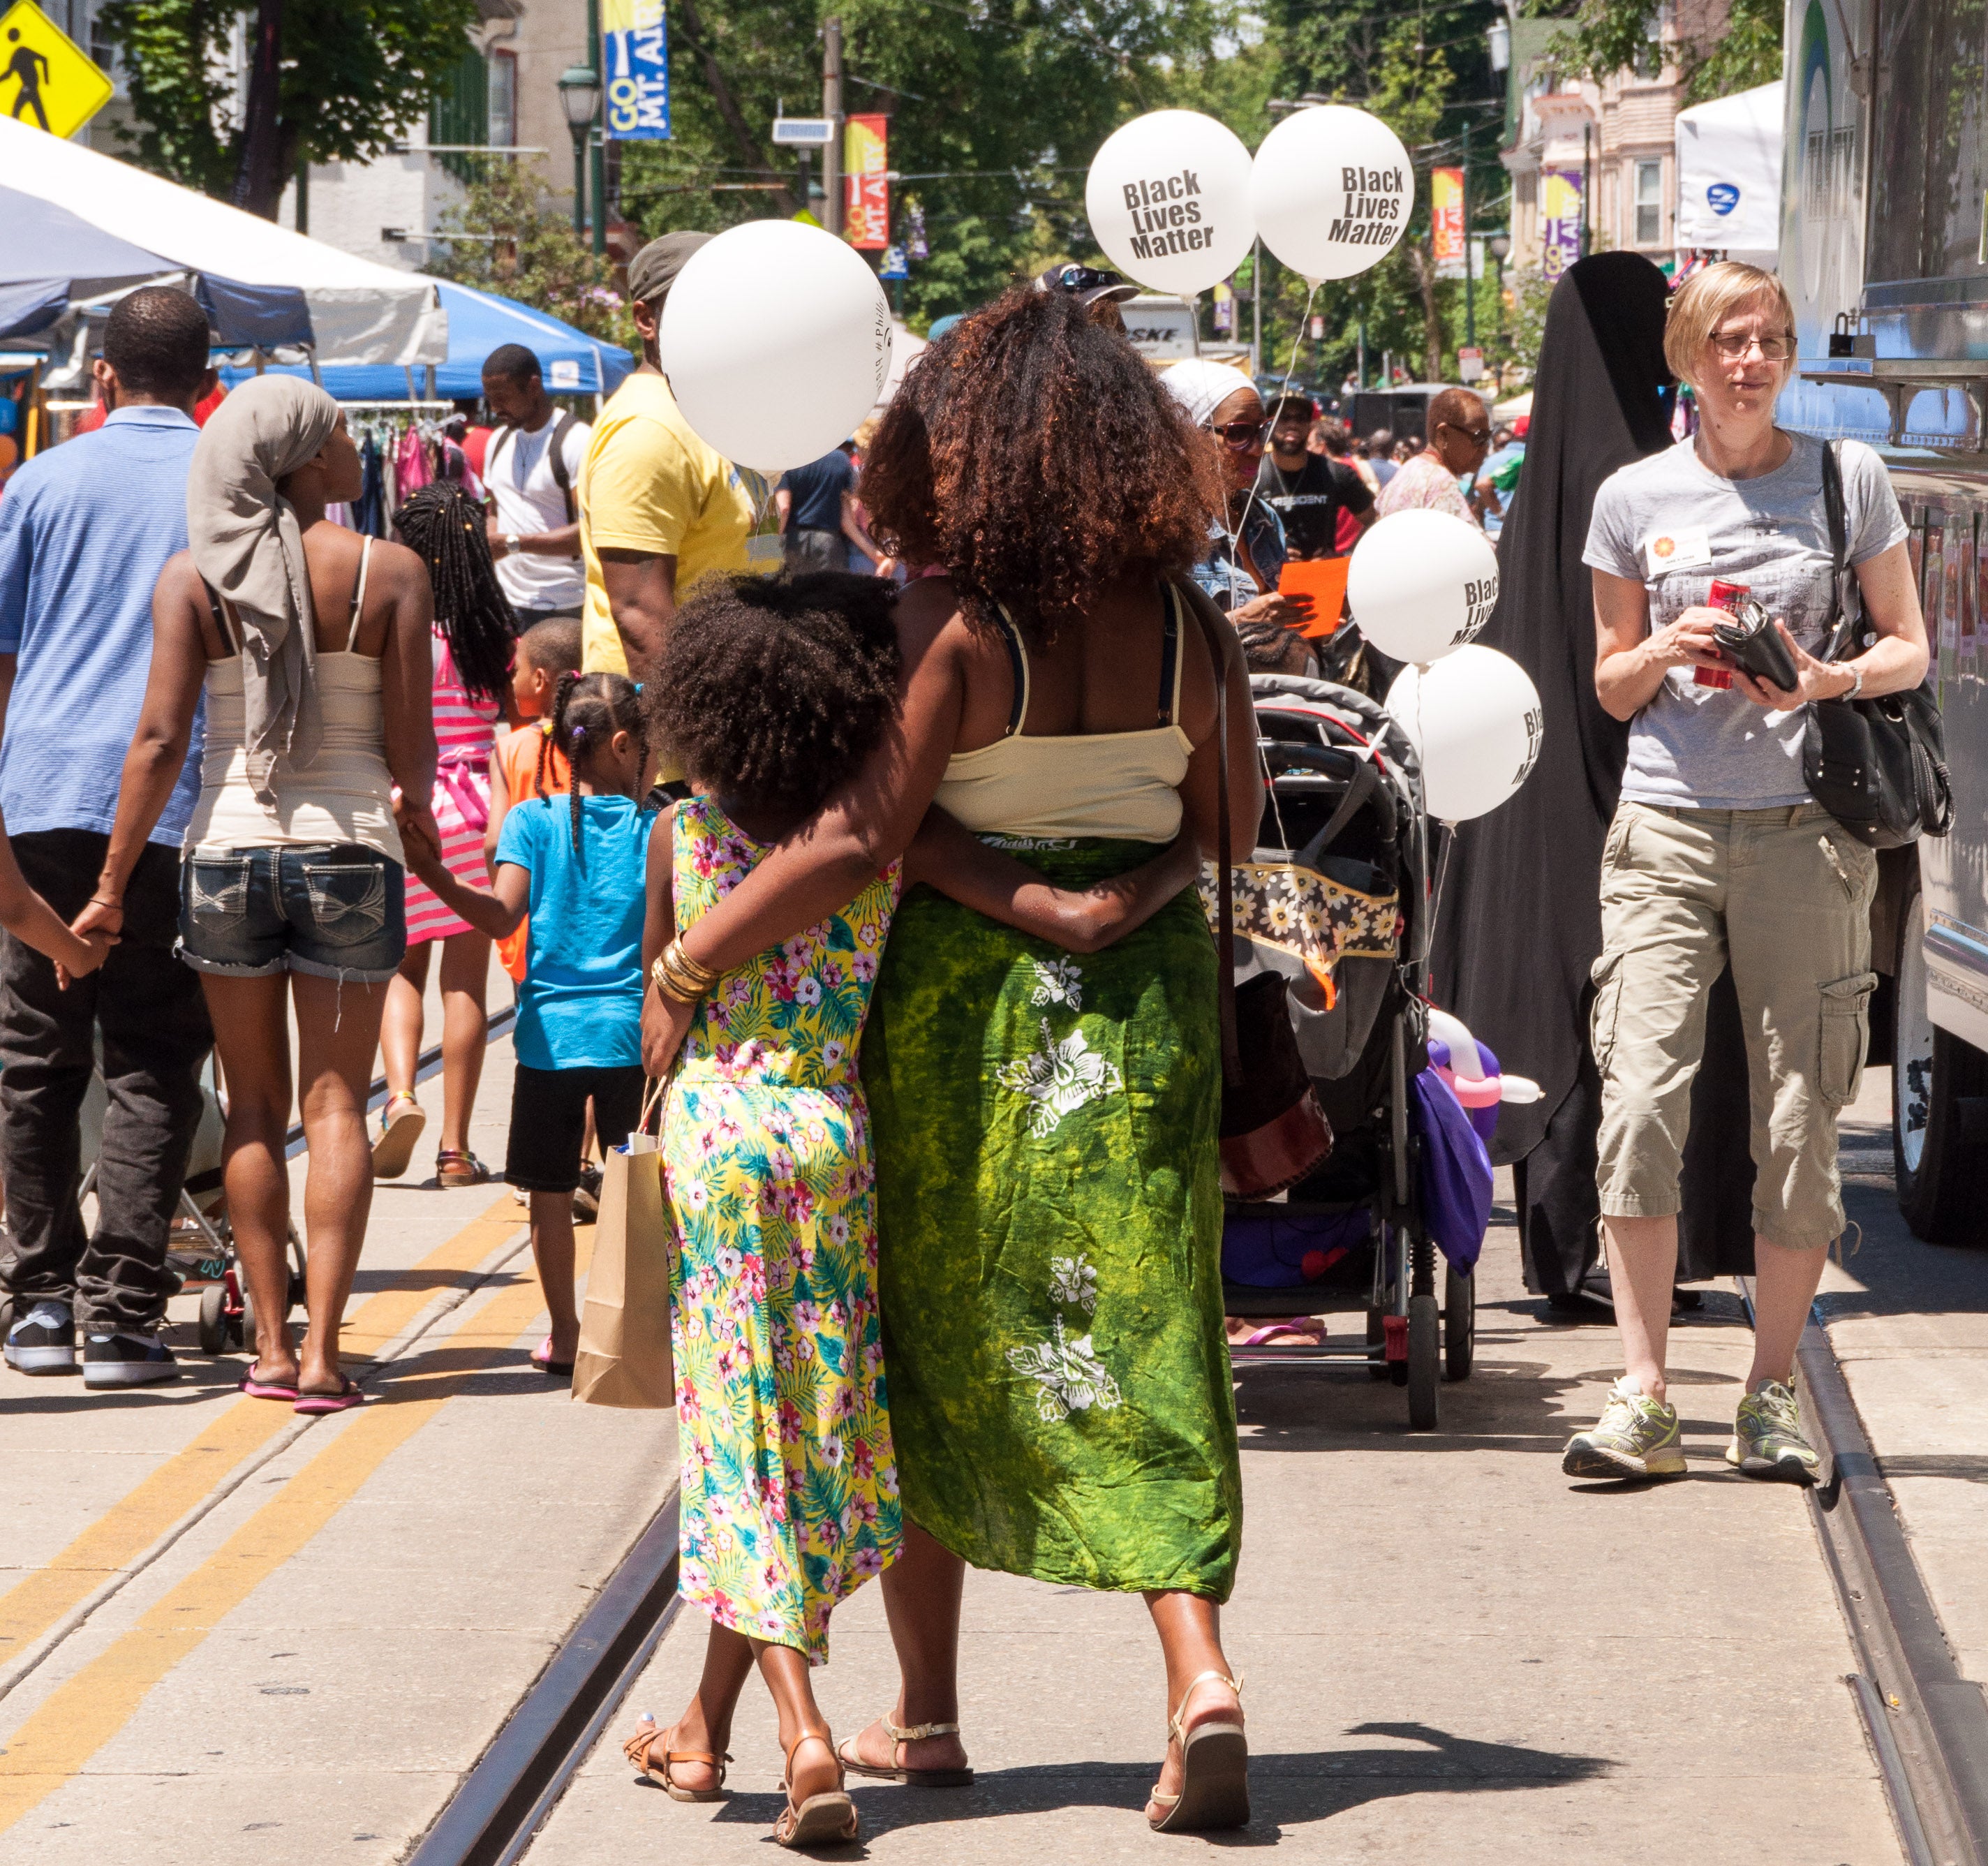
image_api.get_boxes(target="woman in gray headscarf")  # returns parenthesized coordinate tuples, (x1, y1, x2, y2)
(87, 376, 441, 1412)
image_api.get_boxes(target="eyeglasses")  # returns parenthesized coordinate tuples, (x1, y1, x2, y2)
(1439, 422, 1493, 447)
(1208, 420, 1268, 448)
(1048, 264, 1125, 295)
(1710, 331, 1795, 362)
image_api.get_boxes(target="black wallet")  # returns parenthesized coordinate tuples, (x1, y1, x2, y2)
(1712, 602, 1800, 691)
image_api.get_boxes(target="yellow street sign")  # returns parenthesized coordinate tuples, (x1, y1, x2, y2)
(1, 0, 113, 142)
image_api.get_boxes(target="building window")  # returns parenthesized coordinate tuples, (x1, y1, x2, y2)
(1635, 160, 1662, 245)
(489, 49, 517, 150)
(428, 45, 489, 183)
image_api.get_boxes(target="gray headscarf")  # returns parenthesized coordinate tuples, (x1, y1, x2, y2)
(186, 376, 342, 799)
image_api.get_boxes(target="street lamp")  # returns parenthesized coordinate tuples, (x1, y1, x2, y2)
(1488, 233, 1512, 366)
(558, 61, 602, 239)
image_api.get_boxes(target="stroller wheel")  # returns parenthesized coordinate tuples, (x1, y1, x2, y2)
(1407, 1293, 1439, 1430)
(198, 1283, 229, 1357)
(1444, 1264, 1475, 1381)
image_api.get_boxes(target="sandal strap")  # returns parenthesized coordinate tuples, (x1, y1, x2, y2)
(383, 1090, 420, 1117)
(1166, 1671, 1245, 1746)
(782, 1727, 839, 1786)
(882, 1715, 961, 1746)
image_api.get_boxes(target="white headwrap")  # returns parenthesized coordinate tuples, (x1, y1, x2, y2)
(1158, 359, 1260, 428)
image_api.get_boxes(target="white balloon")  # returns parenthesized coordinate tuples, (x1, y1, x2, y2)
(1085, 110, 1256, 298)
(1252, 105, 1414, 282)
(659, 220, 893, 473)
(1386, 646, 1543, 823)
(1346, 509, 1499, 665)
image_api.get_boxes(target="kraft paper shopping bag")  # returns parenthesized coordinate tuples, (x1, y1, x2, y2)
(571, 1084, 675, 1409)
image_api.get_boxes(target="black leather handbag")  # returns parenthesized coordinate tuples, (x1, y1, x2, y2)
(1802, 443, 1953, 850)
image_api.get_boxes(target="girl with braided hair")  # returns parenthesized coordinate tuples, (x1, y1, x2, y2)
(374, 481, 519, 1187)
(399, 669, 653, 1374)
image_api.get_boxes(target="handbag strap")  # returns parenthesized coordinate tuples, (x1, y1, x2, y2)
(1175, 579, 1242, 1088)
(1818, 440, 1857, 665)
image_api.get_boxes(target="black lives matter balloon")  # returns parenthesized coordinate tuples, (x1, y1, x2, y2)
(1085, 110, 1256, 299)
(1252, 105, 1414, 283)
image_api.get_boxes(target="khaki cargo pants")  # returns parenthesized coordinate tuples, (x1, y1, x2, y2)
(1592, 801, 1878, 1250)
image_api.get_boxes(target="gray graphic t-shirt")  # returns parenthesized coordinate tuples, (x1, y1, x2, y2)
(1583, 434, 1906, 808)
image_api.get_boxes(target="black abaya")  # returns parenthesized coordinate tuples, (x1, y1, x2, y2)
(1429, 252, 1756, 1293)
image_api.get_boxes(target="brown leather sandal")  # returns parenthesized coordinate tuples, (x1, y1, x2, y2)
(1147, 1671, 1248, 1833)
(773, 1731, 858, 1849)
(836, 1712, 974, 1786)
(621, 1716, 731, 1802)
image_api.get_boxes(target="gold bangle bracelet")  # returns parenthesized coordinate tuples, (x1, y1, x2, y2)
(650, 954, 698, 1005)
(651, 940, 719, 1005)
(663, 938, 720, 993)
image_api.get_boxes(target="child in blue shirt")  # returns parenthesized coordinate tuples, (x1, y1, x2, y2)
(401, 672, 653, 1374)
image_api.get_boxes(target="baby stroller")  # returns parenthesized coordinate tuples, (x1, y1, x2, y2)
(1216, 674, 1478, 1431)
(0, 1053, 304, 1356)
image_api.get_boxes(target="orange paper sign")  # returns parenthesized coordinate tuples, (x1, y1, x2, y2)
(1278, 558, 1350, 639)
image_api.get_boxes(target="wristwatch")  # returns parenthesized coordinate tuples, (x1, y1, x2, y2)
(1839, 662, 1864, 701)
(503, 533, 521, 557)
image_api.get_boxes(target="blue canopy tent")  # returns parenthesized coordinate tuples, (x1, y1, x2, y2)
(219, 281, 633, 403)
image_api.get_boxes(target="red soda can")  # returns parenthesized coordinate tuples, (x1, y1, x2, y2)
(1695, 578, 1749, 688)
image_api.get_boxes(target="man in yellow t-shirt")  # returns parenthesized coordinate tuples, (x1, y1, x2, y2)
(578, 233, 772, 723)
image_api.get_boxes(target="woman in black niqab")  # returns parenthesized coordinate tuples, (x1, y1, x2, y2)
(1430, 251, 1755, 1308)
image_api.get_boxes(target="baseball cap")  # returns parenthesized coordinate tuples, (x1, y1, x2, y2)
(627, 231, 713, 306)
(1267, 391, 1319, 422)
(1035, 262, 1138, 308)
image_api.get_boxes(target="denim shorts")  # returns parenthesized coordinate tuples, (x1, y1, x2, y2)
(178, 843, 407, 984)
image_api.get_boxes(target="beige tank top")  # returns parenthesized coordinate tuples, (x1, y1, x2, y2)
(933, 583, 1194, 843)
(185, 537, 404, 864)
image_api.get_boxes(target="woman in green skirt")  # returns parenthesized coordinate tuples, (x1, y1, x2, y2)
(642, 288, 1263, 1832)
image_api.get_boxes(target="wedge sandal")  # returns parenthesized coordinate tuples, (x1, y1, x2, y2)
(774, 1731, 858, 1850)
(836, 1713, 974, 1786)
(621, 1717, 730, 1802)
(1148, 1671, 1248, 1833)
(370, 1092, 425, 1180)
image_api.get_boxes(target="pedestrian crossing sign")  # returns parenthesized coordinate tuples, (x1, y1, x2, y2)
(1, 0, 112, 142)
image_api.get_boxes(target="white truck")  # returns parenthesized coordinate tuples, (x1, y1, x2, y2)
(1779, 1, 1988, 1241)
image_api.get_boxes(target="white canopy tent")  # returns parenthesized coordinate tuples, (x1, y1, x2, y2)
(0, 117, 446, 366)
(1675, 80, 1784, 270)
(875, 320, 926, 411)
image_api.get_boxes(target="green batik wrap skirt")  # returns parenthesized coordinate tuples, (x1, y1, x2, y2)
(860, 836, 1242, 1601)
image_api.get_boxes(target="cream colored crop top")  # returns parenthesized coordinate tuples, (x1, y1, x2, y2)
(184, 538, 404, 865)
(933, 584, 1194, 843)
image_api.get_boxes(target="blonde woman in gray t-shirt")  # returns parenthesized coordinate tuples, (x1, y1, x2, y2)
(1564, 262, 1929, 1484)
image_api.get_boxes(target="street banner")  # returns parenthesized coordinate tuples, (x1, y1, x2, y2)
(603, 0, 670, 141)
(845, 113, 889, 249)
(0, 0, 112, 140)
(1431, 166, 1464, 271)
(1541, 169, 1583, 280)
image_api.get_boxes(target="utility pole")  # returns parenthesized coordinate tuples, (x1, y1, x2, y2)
(1581, 121, 1592, 260)
(588, 0, 607, 256)
(1462, 122, 1475, 350)
(822, 18, 844, 237)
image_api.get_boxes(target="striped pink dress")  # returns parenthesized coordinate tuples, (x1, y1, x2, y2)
(403, 632, 503, 946)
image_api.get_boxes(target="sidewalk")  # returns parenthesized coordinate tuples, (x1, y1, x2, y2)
(526, 1175, 1901, 1865)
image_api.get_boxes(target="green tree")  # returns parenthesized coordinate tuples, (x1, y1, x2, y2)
(424, 168, 635, 347)
(98, 0, 481, 216)
(609, 1, 1249, 330)
(1537, 0, 1781, 107)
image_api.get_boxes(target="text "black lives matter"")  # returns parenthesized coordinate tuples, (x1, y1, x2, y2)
(1330, 165, 1406, 245)
(1122, 170, 1217, 258)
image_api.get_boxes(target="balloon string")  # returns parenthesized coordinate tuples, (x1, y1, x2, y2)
(1222, 279, 1323, 601)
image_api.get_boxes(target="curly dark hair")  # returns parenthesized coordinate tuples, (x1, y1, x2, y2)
(645, 572, 902, 822)
(859, 287, 1224, 642)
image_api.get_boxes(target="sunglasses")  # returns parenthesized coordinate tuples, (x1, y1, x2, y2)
(1050, 264, 1125, 295)
(1439, 422, 1492, 447)
(1710, 332, 1795, 362)
(1208, 420, 1268, 447)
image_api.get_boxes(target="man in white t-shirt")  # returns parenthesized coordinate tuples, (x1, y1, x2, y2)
(480, 343, 593, 619)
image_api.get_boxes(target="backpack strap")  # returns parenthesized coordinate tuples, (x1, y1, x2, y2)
(548, 412, 577, 523)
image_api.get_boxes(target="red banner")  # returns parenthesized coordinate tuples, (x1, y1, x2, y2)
(845, 112, 889, 249)
(1431, 167, 1464, 267)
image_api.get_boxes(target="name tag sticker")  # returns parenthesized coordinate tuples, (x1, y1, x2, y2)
(1645, 525, 1712, 575)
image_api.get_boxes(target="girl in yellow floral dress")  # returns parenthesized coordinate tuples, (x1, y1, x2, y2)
(618, 572, 1201, 1851)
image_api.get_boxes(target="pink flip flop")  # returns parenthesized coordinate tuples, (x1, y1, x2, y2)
(531, 1336, 575, 1377)
(239, 1368, 299, 1402)
(293, 1377, 364, 1414)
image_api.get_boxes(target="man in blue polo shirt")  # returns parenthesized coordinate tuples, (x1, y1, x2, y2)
(0, 287, 215, 1389)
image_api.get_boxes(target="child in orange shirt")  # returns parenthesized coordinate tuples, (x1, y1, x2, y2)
(487, 616, 583, 983)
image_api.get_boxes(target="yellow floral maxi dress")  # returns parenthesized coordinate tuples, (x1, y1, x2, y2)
(662, 799, 903, 1663)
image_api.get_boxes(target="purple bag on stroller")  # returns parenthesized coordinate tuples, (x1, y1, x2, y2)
(1409, 1067, 1492, 1271)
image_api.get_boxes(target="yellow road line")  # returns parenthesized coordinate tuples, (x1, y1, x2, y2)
(0, 1228, 591, 1832)
(0, 1194, 524, 1668)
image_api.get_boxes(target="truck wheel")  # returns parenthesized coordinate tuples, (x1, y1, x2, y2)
(1893, 873, 1988, 1245)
